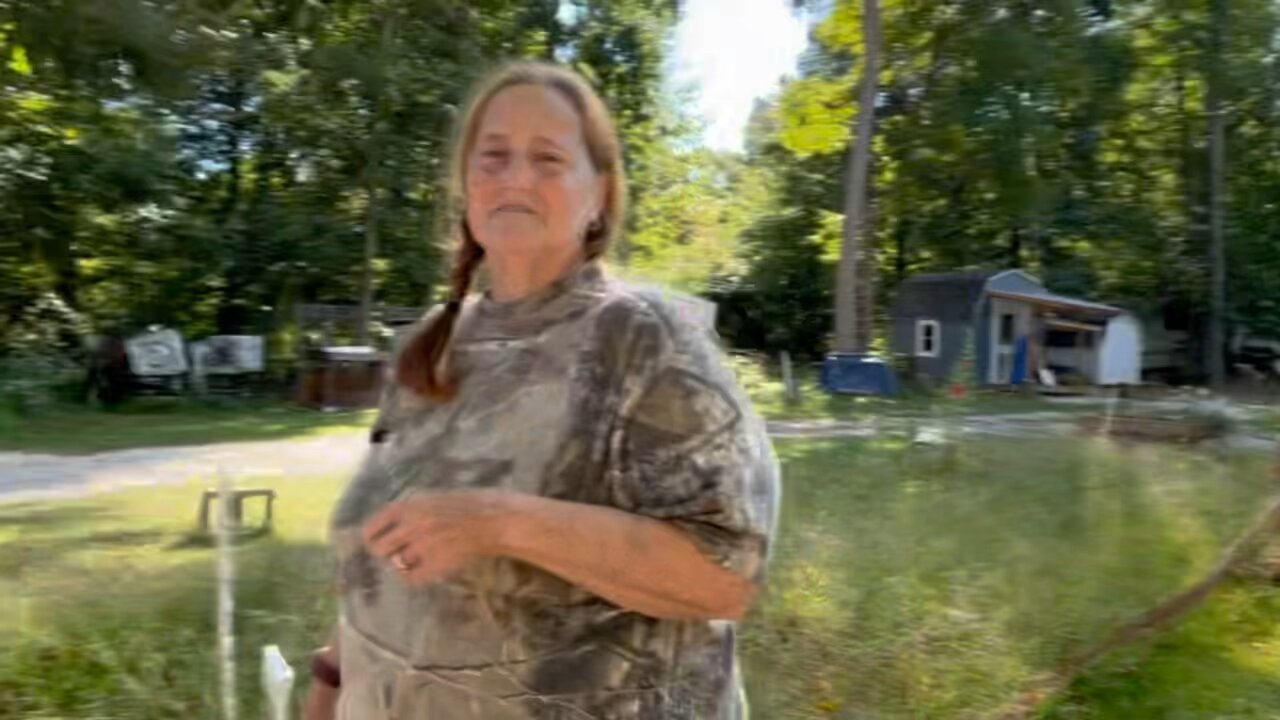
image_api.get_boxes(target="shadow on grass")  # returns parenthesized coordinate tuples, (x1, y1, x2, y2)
(168, 526, 275, 550)
(0, 397, 374, 455)
(0, 533, 335, 720)
(0, 503, 114, 529)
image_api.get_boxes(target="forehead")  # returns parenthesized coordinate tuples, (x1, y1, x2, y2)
(476, 83, 585, 143)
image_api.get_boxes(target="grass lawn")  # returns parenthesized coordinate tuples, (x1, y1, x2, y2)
(0, 398, 375, 455)
(1041, 580, 1280, 720)
(731, 357, 1101, 423)
(0, 391, 1037, 458)
(0, 473, 344, 718)
(744, 437, 1277, 719)
(2, 436, 1277, 718)
(0, 367, 1080, 457)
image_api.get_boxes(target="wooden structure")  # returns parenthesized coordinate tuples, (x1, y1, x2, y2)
(890, 270, 1143, 389)
(297, 345, 385, 409)
(294, 303, 422, 409)
(198, 488, 277, 532)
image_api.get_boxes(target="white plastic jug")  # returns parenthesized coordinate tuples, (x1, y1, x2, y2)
(261, 645, 295, 720)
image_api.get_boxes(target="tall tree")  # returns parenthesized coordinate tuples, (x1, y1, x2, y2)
(834, 0, 880, 353)
(1206, 0, 1228, 384)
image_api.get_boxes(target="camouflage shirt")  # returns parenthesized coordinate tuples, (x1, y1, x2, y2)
(329, 261, 779, 719)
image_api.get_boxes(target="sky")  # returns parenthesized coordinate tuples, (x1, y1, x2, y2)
(669, 0, 811, 152)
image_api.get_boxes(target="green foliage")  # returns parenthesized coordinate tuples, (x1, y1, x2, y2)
(0, 0, 684, 345)
(708, 97, 842, 358)
(737, 0, 1280, 362)
(0, 293, 89, 413)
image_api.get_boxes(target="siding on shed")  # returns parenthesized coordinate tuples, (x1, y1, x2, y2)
(892, 316, 972, 382)
(891, 271, 997, 385)
(974, 295, 992, 384)
(936, 320, 970, 380)
(891, 316, 915, 357)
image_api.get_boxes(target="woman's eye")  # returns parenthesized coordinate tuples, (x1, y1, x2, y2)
(482, 150, 507, 160)
(535, 153, 563, 164)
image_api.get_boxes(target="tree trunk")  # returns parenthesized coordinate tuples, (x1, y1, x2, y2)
(1206, 0, 1228, 386)
(855, 193, 878, 351)
(835, 0, 882, 354)
(357, 8, 396, 347)
(358, 160, 380, 347)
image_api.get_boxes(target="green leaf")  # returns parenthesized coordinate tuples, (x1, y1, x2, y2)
(8, 44, 31, 76)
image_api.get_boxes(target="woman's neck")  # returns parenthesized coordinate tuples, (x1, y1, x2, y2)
(486, 248, 586, 303)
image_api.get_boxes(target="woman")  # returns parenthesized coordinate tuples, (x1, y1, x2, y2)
(305, 61, 779, 720)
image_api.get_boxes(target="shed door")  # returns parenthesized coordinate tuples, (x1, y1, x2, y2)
(989, 298, 1031, 384)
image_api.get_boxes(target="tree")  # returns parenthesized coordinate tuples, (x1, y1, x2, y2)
(0, 0, 681, 356)
(1206, 0, 1228, 385)
(834, 0, 880, 353)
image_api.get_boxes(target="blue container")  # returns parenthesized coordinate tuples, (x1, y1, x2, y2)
(821, 353, 900, 396)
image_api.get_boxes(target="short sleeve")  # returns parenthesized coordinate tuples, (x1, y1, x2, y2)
(604, 302, 779, 583)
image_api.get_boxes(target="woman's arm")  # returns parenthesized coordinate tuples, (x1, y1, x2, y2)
(497, 494, 757, 621)
(363, 490, 758, 621)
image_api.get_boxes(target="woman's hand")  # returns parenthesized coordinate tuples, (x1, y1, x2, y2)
(302, 679, 339, 720)
(302, 643, 340, 720)
(362, 489, 512, 586)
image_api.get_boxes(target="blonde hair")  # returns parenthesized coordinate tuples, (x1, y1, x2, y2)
(396, 61, 628, 400)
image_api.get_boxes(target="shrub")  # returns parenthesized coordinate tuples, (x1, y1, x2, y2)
(0, 294, 89, 413)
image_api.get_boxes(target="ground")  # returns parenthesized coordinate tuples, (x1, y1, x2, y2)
(1, 390, 1278, 718)
(0, 399, 374, 455)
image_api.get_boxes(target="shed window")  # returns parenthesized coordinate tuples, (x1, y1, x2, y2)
(915, 319, 941, 358)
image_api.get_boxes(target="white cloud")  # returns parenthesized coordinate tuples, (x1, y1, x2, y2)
(671, 0, 809, 151)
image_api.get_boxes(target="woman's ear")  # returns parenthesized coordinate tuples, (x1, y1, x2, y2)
(591, 174, 609, 228)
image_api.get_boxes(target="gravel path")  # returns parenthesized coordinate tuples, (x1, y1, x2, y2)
(0, 433, 369, 504)
(1, 412, 1272, 504)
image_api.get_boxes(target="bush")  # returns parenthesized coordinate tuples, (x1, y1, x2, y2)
(0, 293, 89, 414)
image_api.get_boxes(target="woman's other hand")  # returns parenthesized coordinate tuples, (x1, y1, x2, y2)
(362, 489, 513, 586)
(302, 682, 339, 720)
(302, 644, 340, 720)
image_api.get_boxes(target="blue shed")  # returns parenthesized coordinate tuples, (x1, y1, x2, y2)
(890, 270, 1143, 387)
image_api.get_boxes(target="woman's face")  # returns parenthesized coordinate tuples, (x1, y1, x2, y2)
(465, 84, 605, 264)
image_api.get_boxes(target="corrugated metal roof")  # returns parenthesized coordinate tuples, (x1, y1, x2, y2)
(892, 269, 1125, 320)
(988, 289, 1122, 315)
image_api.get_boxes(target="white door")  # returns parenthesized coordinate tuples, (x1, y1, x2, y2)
(989, 299, 1029, 383)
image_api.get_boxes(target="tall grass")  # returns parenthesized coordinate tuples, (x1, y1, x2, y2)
(741, 437, 1277, 719)
(1, 438, 1276, 718)
(0, 475, 342, 719)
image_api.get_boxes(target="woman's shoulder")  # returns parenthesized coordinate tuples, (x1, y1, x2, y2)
(595, 277, 719, 347)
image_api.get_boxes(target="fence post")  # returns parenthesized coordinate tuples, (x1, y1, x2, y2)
(216, 468, 238, 720)
(781, 351, 799, 404)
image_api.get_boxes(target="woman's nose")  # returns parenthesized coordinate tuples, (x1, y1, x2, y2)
(499, 153, 536, 189)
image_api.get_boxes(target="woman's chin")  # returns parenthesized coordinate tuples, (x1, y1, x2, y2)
(478, 224, 553, 259)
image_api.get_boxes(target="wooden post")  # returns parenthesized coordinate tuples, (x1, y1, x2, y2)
(781, 351, 799, 404)
(215, 469, 238, 720)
